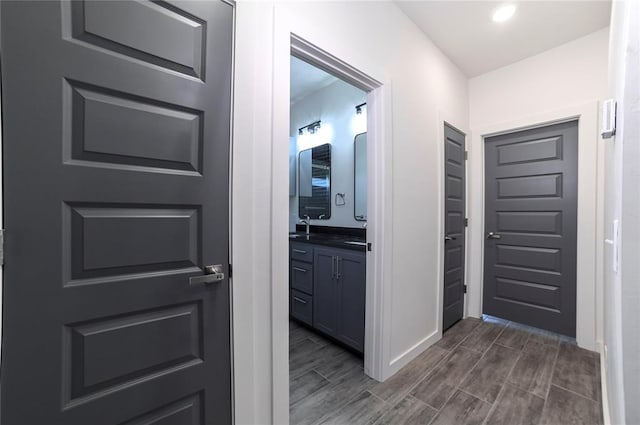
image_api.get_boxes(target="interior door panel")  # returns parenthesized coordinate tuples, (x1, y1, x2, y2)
(1, 1, 234, 423)
(443, 124, 466, 331)
(483, 121, 578, 337)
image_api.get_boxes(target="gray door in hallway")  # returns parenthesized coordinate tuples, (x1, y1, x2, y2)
(443, 124, 466, 331)
(1, 1, 234, 423)
(483, 121, 578, 337)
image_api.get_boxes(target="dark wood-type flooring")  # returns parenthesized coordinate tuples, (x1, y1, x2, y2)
(289, 316, 603, 425)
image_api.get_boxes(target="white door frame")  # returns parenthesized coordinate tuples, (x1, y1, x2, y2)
(467, 101, 602, 351)
(269, 9, 394, 424)
(287, 32, 388, 374)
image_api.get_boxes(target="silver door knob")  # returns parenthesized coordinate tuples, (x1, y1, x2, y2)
(487, 232, 502, 240)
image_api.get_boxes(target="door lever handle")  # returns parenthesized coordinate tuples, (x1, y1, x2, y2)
(189, 264, 225, 285)
(444, 235, 457, 241)
(487, 232, 502, 240)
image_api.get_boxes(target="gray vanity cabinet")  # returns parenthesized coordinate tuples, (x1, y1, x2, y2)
(334, 251, 367, 351)
(313, 248, 340, 336)
(313, 246, 366, 352)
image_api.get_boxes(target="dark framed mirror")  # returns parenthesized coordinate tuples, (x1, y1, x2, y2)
(354, 133, 367, 221)
(299, 143, 331, 219)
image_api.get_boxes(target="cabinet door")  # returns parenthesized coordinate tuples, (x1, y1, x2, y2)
(336, 250, 366, 352)
(313, 247, 338, 336)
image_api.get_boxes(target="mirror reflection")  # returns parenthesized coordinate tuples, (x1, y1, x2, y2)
(354, 133, 367, 221)
(299, 143, 331, 219)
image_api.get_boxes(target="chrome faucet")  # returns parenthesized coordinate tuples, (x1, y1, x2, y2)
(300, 215, 311, 235)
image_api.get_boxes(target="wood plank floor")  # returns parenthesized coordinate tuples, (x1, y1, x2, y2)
(289, 316, 603, 425)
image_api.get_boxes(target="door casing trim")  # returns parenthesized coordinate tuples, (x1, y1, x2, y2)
(289, 33, 387, 378)
(265, 8, 393, 424)
(467, 101, 603, 351)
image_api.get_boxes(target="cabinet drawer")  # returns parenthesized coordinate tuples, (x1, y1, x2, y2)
(291, 290, 312, 326)
(291, 260, 313, 294)
(291, 242, 313, 263)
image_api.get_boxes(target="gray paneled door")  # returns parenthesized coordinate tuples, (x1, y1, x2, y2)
(443, 124, 466, 331)
(483, 121, 578, 337)
(1, 1, 234, 424)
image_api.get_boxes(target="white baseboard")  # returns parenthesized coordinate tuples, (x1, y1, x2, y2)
(385, 330, 440, 380)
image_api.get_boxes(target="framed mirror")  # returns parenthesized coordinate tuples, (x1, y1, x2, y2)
(354, 133, 367, 221)
(299, 143, 331, 219)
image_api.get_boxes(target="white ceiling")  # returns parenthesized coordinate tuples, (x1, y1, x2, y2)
(395, 1, 611, 77)
(290, 56, 339, 104)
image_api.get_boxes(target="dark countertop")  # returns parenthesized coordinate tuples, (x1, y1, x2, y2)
(289, 232, 367, 252)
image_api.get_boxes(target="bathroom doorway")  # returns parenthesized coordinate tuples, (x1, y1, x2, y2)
(288, 54, 370, 422)
(259, 29, 392, 423)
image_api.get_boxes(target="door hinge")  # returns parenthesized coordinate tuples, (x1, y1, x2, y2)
(0, 229, 4, 266)
(463, 285, 468, 294)
(228, 263, 232, 279)
(464, 151, 468, 160)
(464, 218, 469, 227)
(367, 242, 372, 252)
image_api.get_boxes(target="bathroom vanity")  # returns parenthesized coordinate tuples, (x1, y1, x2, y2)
(289, 229, 366, 353)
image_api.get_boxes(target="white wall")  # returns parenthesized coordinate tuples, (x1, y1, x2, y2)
(603, 1, 640, 424)
(467, 28, 609, 351)
(289, 79, 367, 230)
(233, 2, 469, 423)
(469, 28, 609, 126)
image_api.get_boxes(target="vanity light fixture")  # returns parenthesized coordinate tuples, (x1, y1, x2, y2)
(492, 3, 516, 23)
(355, 102, 366, 115)
(298, 120, 321, 136)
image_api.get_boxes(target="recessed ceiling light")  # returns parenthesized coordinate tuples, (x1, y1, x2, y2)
(492, 4, 516, 23)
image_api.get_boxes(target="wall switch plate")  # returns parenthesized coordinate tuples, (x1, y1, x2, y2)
(601, 99, 617, 139)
